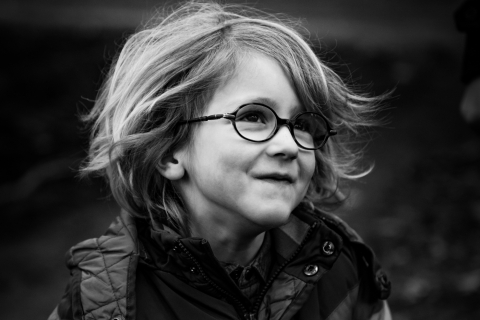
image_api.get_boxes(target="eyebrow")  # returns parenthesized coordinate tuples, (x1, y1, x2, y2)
(249, 97, 304, 115)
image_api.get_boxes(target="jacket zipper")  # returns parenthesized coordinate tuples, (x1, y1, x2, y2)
(177, 221, 317, 320)
(176, 240, 251, 319)
(250, 222, 318, 318)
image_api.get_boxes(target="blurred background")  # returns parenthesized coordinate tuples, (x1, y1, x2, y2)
(1, 0, 479, 319)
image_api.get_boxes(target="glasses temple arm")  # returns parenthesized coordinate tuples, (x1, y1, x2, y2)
(179, 113, 235, 124)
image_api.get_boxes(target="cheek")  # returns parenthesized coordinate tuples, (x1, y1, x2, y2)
(301, 153, 317, 183)
(213, 144, 256, 187)
(192, 131, 249, 186)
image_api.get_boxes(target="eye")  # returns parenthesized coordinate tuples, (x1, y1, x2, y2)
(236, 111, 268, 123)
(243, 112, 261, 122)
(294, 119, 310, 132)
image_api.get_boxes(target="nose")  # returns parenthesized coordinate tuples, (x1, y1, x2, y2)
(265, 125, 299, 160)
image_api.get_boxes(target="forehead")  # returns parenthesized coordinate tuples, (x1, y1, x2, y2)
(206, 52, 302, 117)
(244, 97, 305, 115)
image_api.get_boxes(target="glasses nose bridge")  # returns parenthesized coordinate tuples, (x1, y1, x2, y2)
(275, 117, 296, 140)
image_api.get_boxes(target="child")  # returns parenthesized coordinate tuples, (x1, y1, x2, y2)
(49, 2, 391, 319)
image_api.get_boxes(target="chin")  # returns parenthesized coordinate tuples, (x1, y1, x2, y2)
(251, 206, 293, 229)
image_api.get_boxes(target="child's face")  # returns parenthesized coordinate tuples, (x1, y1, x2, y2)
(175, 52, 316, 236)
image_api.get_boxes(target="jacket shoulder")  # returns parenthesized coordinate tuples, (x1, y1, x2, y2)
(67, 210, 138, 267)
(314, 209, 365, 242)
(53, 210, 139, 320)
(311, 207, 392, 301)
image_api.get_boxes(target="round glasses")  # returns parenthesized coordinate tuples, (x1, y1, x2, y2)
(179, 103, 337, 150)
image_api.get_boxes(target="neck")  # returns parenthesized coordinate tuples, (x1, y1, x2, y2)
(191, 221, 266, 266)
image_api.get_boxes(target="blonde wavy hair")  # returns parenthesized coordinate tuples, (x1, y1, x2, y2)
(82, 1, 383, 236)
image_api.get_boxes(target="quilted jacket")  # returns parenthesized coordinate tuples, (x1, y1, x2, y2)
(48, 205, 392, 320)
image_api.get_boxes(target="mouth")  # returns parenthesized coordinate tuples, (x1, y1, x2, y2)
(255, 173, 295, 184)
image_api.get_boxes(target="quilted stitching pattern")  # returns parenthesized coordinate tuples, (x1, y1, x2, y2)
(257, 271, 308, 320)
(66, 212, 137, 320)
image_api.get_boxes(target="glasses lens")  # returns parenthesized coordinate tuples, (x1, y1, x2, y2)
(293, 113, 329, 149)
(234, 104, 276, 141)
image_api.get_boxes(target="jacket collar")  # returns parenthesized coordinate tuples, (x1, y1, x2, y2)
(138, 204, 345, 307)
(66, 204, 346, 320)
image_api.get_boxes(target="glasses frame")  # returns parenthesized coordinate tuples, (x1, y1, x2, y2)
(179, 103, 337, 150)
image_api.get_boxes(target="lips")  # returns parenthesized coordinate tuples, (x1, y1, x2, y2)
(254, 173, 295, 183)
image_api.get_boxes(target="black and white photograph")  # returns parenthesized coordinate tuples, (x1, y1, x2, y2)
(1, 1, 479, 319)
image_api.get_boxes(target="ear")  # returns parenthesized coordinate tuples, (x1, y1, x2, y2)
(157, 152, 185, 181)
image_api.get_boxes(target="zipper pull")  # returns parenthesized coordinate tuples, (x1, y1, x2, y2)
(244, 313, 256, 320)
